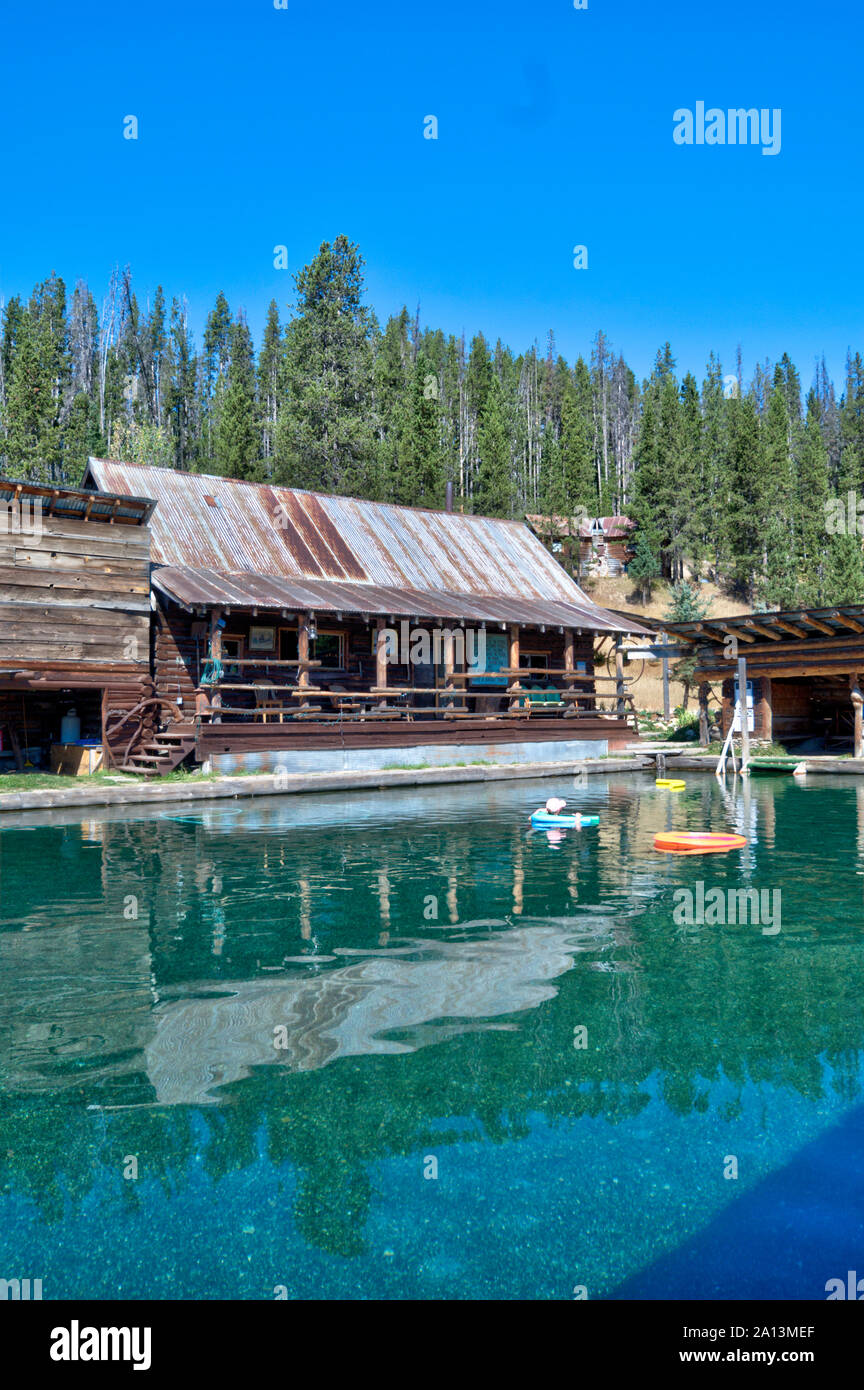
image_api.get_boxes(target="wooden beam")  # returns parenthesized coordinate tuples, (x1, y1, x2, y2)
(696, 661, 864, 681)
(852, 674, 864, 758)
(209, 607, 223, 719)
(743, 619, 783, 641)
(507, 625, 521, 712)
(831, 611, 864, 633)
(698, 682, 710, 747)
(769, 618, 810, 638)
(374, 616, 387, 694)
(692, 623, 728, 643)
(758, 676, 772, 743)
(615, 637, 626, 713)
(706, 622, 756, 643)
(795, 613, 836, 635)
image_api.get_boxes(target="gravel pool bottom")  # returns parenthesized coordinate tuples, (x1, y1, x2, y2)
(1, 771, 863, 1300)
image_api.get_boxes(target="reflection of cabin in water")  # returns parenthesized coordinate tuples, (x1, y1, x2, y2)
(1, 463, 651, 777)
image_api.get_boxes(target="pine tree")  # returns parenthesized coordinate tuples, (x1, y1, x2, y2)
(258, 300, 282, 468)
(214, 316, 260, 479)
(274, 236, 375, 495)
(796, 391, 832, 604)
(474, 374, 512, 516)
(723, 393, 763, 601)
(759, 374, 798, 607)
(200, 291, 232, 469)
(398, 353, 444, 507)
(628, 531, 661, 601)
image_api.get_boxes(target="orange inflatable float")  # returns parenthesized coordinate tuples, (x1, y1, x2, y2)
(654, 831, 747, 854)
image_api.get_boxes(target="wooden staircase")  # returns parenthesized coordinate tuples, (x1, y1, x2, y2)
(122, 724, 197, 777)
(104, 698, 196, 778)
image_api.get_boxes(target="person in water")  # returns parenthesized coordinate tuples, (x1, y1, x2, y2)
(535, 796, 584, 827)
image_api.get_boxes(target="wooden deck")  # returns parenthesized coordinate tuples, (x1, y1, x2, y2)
(195, 713, 636, 760)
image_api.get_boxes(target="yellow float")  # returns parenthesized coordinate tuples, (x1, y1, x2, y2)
(655, 778, 686, 790)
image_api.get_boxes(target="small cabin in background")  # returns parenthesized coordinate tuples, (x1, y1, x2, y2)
(0, 478, 153, 772)
(526, 514, 635, 578)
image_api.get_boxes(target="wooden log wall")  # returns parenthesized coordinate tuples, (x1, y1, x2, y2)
(0, 513, 151, 674)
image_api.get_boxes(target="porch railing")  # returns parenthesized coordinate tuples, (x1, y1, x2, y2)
(190, 667, 637, 726)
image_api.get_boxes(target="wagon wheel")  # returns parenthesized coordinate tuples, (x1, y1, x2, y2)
(604, 644, 645, 685)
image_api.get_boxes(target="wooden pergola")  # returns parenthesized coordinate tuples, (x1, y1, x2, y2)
(656, 604, 864, 760)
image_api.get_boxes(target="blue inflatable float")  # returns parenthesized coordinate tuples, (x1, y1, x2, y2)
(530, 811, 599, 829)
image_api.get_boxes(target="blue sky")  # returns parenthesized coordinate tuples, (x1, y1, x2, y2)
(1, 0, 860, 386)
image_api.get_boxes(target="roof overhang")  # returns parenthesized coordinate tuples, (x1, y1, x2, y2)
(1, 475, 155, 526)
(152, 565, 652, 634)
(658, 604, 864, 648)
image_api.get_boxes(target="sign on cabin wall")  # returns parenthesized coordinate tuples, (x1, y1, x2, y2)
(470, 631, 509, 687)
(732, 678, 755, 732)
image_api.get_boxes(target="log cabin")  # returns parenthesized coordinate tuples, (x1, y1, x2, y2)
(0, 476, 154, 773)
(1, 460, 651, 778)
(526, 514, 635, 578)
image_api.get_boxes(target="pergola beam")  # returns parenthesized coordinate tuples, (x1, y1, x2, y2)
(831, 611, 864, 633)
(743, 619, 783, 641)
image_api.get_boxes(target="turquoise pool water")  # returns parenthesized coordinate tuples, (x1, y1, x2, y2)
(1, 771, 863, 1300)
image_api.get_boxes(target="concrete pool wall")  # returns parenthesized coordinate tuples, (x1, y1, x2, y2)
(201, 737, 612, 777)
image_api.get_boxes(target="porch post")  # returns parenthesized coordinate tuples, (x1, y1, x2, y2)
(298, 613, 311, 689)
(698, 682, 710, 747)
(851, 673, 863, 758)
(615, 637, 625, 714)
(209, 606, 223, 722)
(442, 626, 455, 708)
(737, 655, 750, 770)
(661, 633, 670, 719)
(758, 676, 773, 743)
(508, 625, 521, 712)
(375, 617, 388, 695)
(563, 628, 576, 717)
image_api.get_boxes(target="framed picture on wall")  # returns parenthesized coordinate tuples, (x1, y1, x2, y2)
(248, 626, 276, 652)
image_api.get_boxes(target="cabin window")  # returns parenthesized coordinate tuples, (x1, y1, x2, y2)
(279, 627, 345, 669)
(313, 631, 345, 669)
(520, 650, 550, 672)
(221, 635, 243, 677)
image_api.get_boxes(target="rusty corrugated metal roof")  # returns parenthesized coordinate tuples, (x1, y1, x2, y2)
(150, 565, 644, 632)
(86, 458, 648, 632)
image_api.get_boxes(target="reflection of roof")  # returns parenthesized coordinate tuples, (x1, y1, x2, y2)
(145, 924, 592, 1103)
(86, 458, 648, 632)
(0, 474, 154, 525)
